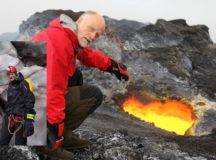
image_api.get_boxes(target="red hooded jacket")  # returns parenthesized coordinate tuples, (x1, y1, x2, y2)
(32, 18, 111, 124)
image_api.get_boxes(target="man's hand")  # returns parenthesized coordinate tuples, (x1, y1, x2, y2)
(107, 59, 129, 81)
(23, 113, 35, 137)
(47, 122, 64, 151)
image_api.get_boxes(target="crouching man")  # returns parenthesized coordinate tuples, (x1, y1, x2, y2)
(0, 66, 36, 145)
(32, 11, 129, 159)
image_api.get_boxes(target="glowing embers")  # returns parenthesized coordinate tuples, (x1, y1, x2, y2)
(122, 97, 197, 135)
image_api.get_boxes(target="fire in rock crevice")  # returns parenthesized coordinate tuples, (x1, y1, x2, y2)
(122, 97, 197, 135)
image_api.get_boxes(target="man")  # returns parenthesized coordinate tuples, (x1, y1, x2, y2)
(0, 66, 35, 145)
(32, 11, 129, 159)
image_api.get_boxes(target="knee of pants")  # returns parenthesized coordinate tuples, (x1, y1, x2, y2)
(88, 86, 103, 114)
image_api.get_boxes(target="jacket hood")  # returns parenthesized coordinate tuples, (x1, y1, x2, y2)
(11, 72, 24, 84)
(48, 18, 62, 29)
(17, 72, 24, 82)
(48, 15, 81, 49)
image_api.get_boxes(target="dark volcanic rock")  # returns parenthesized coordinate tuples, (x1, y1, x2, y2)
(19, 10, 83, 39)
(72, 129, 216, 160)
(190, 46, 216, 99)
(11, 41, 46, 67)
(0, 146, 38, 160)
(104, 16, 148, 42)
(117, 18, 213, 50)
(195, 109, 216, 135)
(11, 41, 46, 66)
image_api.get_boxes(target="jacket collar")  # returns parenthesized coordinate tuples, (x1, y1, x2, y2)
(10, 72, 24, 85)
(49, 14, 81, 49)
(60, 14, 77, 31)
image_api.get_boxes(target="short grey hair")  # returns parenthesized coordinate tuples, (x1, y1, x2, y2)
(81, 10, 99, 17)
(79, 10, 100, 18)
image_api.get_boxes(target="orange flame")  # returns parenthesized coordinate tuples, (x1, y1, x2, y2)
(122, 97, 197, 135)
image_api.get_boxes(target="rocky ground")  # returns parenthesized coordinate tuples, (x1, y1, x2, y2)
(0, 10, 215, 160)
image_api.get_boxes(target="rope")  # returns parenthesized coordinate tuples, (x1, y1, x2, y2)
(7, 115, 24, 134)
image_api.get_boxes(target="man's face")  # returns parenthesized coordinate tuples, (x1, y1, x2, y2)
(76, 14, 105, 47)
(8, 73, 17, 82)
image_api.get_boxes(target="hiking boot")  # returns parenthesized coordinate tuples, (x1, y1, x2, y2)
(63, 132, 90, 150)
(36, 146, 75, 160)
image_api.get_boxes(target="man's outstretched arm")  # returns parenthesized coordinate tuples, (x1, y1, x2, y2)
(77, 47, 129, 81)
(77, 47, 111, 71)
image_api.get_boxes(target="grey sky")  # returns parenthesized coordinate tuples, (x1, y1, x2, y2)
(0, 0, 215, 42)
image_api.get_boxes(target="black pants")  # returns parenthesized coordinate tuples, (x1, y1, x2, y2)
(64, 85, 103, 131)
(0, 115, 26, 145)
(64, 69, 103, 132)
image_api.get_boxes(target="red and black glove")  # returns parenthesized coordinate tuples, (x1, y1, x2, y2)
(107, 59, 129, 81)
(47, 122, 64, 151)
